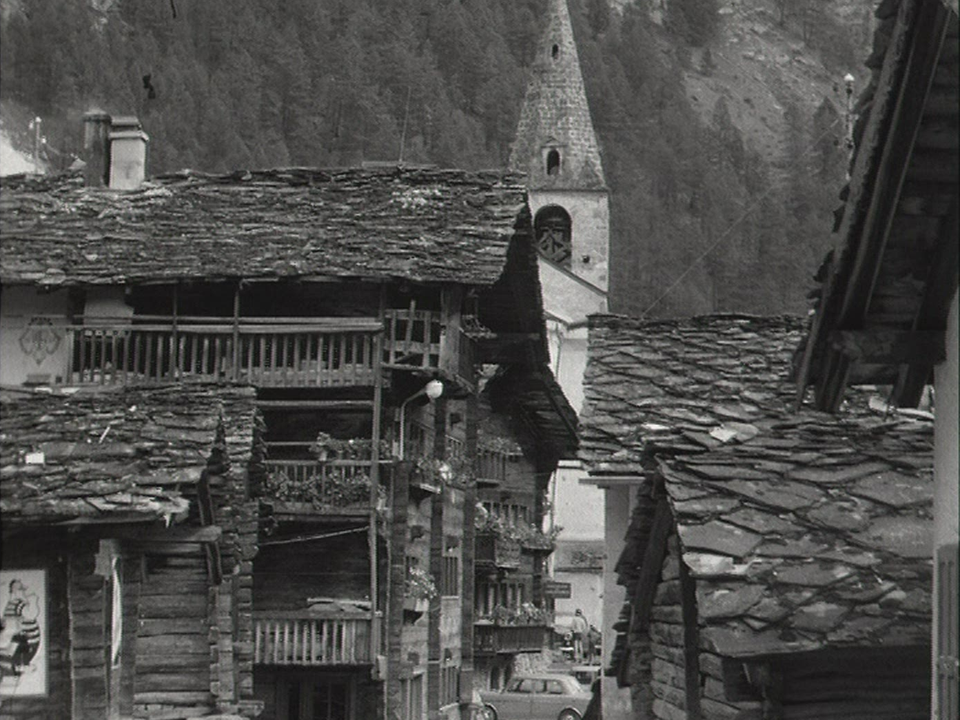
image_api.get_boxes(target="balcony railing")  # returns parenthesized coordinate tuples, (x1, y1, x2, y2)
(64, 318, 381, 387)
(43, 311, 473, 388)
(262, 459, 382, 512)
(384, 308, 475, 386)
(474, 624, 550, 655)
(253, 611, 377, 666)
(475, 533, 521, 570)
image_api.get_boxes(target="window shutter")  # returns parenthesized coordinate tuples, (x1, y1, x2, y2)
(937, 543, 958, 720)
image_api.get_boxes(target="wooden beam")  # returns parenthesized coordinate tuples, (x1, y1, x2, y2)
(679, 552, 703, 720)
(629, 498, 674, 634)
(895, 203, 960, 406)
(110, 524, 222, 544)
(255, 399, 374, 410)
(830, 328, 946, 364)
(837, 0, 950, 326)
(810, 0, 951, 411)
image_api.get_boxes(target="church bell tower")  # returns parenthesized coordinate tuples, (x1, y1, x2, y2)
(510, 0, 610, 295)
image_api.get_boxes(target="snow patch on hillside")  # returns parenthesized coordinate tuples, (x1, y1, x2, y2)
(1, 126, 38, 175)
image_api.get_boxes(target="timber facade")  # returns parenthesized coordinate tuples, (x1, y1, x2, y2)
(1, 153, 575, 720)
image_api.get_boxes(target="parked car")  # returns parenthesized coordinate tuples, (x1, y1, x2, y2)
(570, 665, 602, 689)
(479, 673, 591, 720)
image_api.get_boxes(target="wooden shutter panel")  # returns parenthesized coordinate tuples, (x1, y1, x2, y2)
(937, 543, 958, 720)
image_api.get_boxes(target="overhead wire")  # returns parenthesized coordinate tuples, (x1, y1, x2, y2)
(638, 115, 844, 318)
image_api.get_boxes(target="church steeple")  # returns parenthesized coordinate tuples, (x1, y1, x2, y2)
(510, 0, 606, 191)
(510, 0, 609, 293)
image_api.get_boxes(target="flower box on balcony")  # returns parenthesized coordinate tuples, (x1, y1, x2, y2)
(475, 532, 521, 570)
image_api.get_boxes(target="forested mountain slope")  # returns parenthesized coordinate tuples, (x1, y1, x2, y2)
(0, 0, 874, 316)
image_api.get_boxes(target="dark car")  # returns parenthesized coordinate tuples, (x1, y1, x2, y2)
(479, 673, 591, 720)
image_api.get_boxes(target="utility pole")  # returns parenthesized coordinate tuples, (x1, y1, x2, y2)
(843, 73, 855, 179)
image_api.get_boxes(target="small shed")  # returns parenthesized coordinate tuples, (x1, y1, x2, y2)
(1, 384, 260, 719)
(580, 314, 933, 719)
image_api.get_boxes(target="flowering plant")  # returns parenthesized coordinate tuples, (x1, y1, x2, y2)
(478, 603, 549, 626)
(405, 567, 438, 600)
(264, 468, 374, 507)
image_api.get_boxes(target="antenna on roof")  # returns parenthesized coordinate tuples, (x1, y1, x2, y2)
(398, 86, 412, 166)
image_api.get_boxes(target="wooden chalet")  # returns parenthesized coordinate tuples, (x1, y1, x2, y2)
(580, 315, 934, 720)
(471, 366, 578, 690)
(1, 144, 568, 720)
(0, 384, 260, 719)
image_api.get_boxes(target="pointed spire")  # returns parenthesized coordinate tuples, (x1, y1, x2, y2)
(510, 0, 606, 191)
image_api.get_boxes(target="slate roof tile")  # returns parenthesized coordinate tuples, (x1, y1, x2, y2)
(583, 313, 933, 659)
(0, 167, 528, 288)
(1, 384, 256, 525)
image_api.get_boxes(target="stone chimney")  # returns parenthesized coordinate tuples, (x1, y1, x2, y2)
(107, 116, 149, 190)
(83, 109, 111, 187)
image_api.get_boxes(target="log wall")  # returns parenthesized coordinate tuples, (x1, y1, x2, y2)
(133, 548, 213, 717)
(0, 534, 72, 720)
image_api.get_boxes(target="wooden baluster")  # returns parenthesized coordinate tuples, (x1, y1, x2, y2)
(388, 311, 398, 364)
(109, 331, 119, 385)
(177, 334, 186, 380)
(292, 618, 299, 663)
(213, 336, 222, 380)
(268, 334, 277, 386)
(293, 333, 302, 386)
(144, 333, 153, 381)
(66, 328, 75, 385)
(155, 333, 164, 381)
(75, 331, 84, 383)
(311, 620, 317, 664)
(339, 333, 347, 385)
(321, 619, 329, 664)
(246, 335, 254, 382)
(133, 332, 142, 382)
(349, 620, 357, 663)
(254, 621, 261, 664)
(200, 336, 209, 379)
(272, 622, 280, 665)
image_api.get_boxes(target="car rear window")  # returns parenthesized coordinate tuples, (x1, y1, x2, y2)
(509, 678, 544, 693)
(545, 680, 566, 694)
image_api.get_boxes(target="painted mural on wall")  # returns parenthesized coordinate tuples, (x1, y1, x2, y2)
(0, 570, 46, 697)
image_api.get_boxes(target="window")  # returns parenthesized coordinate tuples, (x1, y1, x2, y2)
(441, 665, 460, 706)
(401, 674, 424, 720)
(551, 43, 560, 59)
(534, 206, 572, 267)
(546, 149, 561, 175)
(545, 680, 566, 695)
(441, 555, 459, 597)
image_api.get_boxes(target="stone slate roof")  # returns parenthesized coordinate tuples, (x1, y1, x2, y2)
(1, 384, 257, 525)
(0, 167, 528, 288)
(509, 0, 606, 191)
(580, 314, 804, 477)
(582, 314, 933, 659)
(660, 410, 932, 657)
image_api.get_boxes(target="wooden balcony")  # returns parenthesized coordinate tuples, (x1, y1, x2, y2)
(474, 623, 550, 655)
(475, 533, 521, 570)
(384, 308, 475, 387)
(64, 317, 381, 387)
(48, 310, 474, 388)
(253, 611, 378, 666)
(262, 459, 383, 515)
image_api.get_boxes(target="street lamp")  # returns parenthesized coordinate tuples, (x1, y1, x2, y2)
(397, 379, 444, 459)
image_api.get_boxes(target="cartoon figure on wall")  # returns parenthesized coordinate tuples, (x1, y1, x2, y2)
(0, 570, 46, 697)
